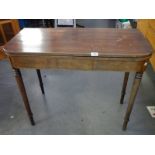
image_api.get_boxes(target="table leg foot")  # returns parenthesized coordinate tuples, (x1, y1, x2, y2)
(122, 72, 143, 130)
(120, 72, 129, 104)
(14, 68, 35, 126)
(30, 116, 35, 125)
(36, 69, 45, 94)
(122, 118, 129, 130)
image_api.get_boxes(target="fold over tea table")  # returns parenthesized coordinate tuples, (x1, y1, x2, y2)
(4, 28, 152, 130)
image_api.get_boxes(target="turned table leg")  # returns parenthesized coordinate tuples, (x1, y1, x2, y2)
(122, 72, 143, 130)
(120, 72, 129, 104)
(14, 68, 35, 125)
(36, 69, 45, 94)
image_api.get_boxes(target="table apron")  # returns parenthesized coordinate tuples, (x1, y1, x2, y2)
(10, 56, 146, 72)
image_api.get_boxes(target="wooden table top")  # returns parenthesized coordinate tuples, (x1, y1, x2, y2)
(4, 28, 152, 58)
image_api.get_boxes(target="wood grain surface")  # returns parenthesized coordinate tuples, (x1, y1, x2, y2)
(4, 28, 152, 58)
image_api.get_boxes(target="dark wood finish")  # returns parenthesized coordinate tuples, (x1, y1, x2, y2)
(4, 28, 152, 130)
(120, 72, 129, 104)
(4, 28, 152, 58)
(123, 72, 143, 130)
(36, 69, 44, 94)
(14, 68, 35, 125)
(9, 56, 147, 72)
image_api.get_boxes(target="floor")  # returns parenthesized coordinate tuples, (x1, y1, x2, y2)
(0, 60, 155, 135)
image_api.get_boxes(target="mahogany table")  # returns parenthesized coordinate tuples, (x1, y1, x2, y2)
(3, 28, 152, 130)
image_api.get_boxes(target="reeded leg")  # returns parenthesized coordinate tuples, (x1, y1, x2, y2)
(120, 72, 129, 104)
(122, 72, 143, 130)
(36, 69, 45, 94)
(14, 68, 35, 125)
